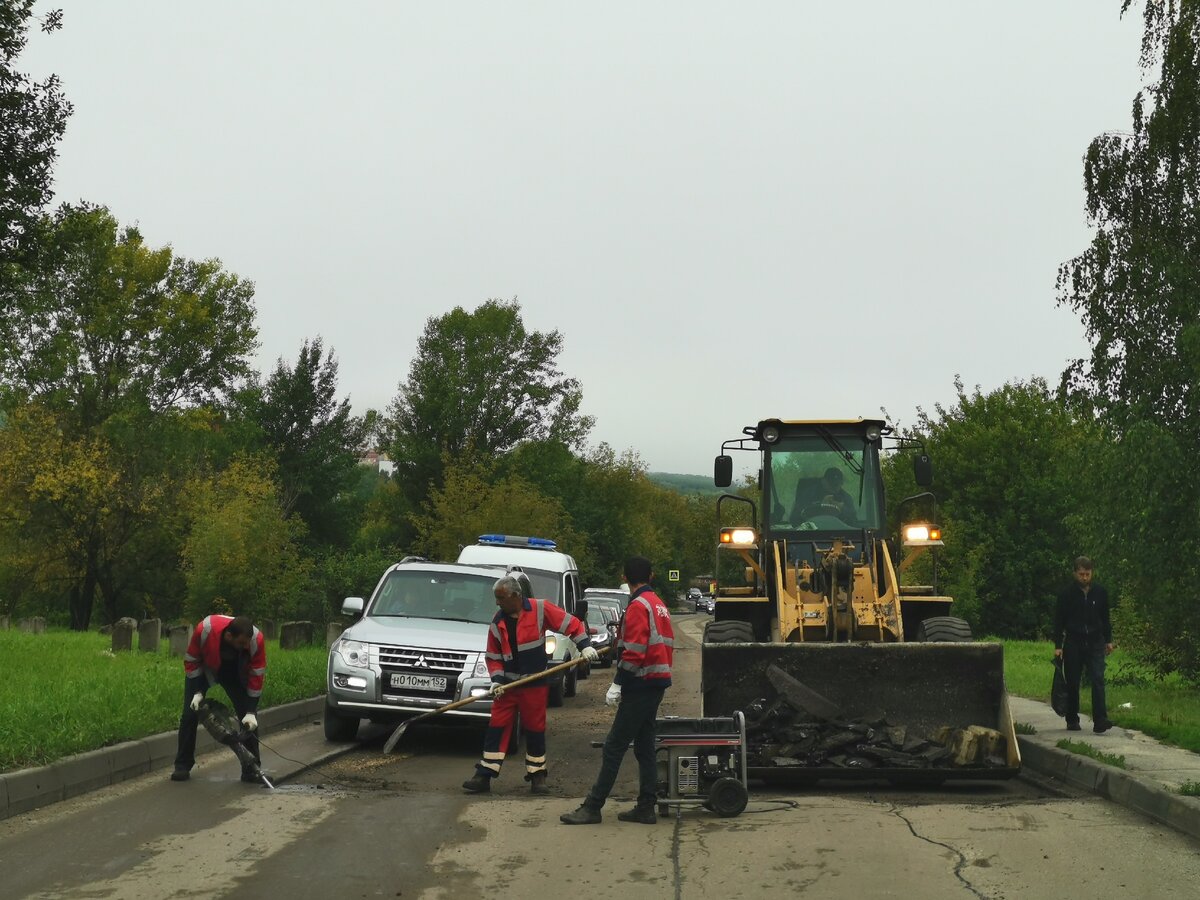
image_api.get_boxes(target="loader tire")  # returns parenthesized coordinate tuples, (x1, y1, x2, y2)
(916, 616, 973, 642)
(703, 620, 756, 644)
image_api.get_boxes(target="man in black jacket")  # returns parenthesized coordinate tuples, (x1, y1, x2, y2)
(1053, 557, 1114, 733)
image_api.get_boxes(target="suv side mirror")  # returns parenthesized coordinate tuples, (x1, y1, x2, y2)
(714, 455, 733, 488)
(914, 454, 933, 487)
(342, 597, 365, 618)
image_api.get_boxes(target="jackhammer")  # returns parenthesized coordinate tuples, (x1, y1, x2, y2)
(197, 698, 273, 788)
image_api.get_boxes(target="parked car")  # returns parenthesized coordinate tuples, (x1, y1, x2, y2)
(456, 534, 586, 703)
(584, 587, 630, 612)
(584, 606, 617, 667)
(324, 559, 505, 742)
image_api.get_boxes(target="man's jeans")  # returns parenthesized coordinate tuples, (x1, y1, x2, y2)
(584, 687, 665, 810)
(1063, 636, 1108, 726)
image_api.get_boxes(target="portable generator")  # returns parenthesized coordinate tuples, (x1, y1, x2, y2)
(654, 712, 748, 818)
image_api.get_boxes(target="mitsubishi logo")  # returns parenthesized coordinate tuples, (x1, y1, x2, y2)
(412, 655, 430, 669)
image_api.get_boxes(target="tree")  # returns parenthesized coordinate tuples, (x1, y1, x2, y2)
(1058, 3, 1200, 678)
(884, 378, 1099, 639)
(385, 299, 594, 506)
(0, 205, 258, 628)
(181, 456, 309, 623)
(0, 3, 70, 273)
(239, 338, 367, 547)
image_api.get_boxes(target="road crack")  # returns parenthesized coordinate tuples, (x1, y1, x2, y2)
(886, 801, 994, 900)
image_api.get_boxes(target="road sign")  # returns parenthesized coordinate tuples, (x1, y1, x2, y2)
(668, 569, 680, 582)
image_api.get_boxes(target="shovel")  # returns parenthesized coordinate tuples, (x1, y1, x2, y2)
(382, 650, 605, 754)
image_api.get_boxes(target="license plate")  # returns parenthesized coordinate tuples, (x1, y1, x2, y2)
(389, 673, 447, 692)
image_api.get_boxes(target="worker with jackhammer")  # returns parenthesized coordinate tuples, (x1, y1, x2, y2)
(171, 614, 267, 783)
(463, 573, 598, 795)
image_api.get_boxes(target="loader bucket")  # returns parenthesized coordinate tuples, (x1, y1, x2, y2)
(701, 642, 1020, 782)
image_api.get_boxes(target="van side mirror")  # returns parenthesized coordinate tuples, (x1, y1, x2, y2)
(914, 454, 933, 487)
(714, 455, 733, 488)
(575, 599, 588, 622)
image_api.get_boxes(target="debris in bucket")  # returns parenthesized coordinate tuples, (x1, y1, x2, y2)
(743, 665, 1007, 770)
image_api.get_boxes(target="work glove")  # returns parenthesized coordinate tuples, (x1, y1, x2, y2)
(241, 713, 258, 732)
(487, 682, 506, 698)
(605, 683, 622, 707)
(189, 692, 205, 712)
(581, 646, 600, 663)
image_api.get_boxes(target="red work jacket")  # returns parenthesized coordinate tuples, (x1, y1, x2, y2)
(184, 615, 267, 702)
(485, 598, 589, 683)
(615, 587, 674, 689)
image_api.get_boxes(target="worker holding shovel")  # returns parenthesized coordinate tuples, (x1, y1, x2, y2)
(462, 574, 598, 795)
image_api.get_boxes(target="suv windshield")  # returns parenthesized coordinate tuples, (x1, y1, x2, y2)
(369, 570, 497, 624)
(764, 431, 884, 533)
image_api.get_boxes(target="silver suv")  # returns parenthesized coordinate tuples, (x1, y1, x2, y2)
(324, 559, 504, 741)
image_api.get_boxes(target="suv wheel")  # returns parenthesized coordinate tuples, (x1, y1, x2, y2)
(323, 700, 360, 742)
(548, 675, 565, 707)
(564, 664, 578, 698)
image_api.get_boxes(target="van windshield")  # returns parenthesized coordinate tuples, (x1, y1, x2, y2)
(369, 570, 497, 624)
(519, 568, 562, 603)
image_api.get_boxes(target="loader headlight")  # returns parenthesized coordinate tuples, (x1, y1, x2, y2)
(336, 639, 371, 668)
(902, 524, 943, 546)
(720, 527, 758, 548)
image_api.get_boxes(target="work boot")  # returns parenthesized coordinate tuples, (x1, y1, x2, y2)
(528, 772, 550, 795)
(1066, 721, 1081, 731)
(170, 768, 190, 782)
(559, 804, 601, 825)
(1093, 719, 1114, 734)
(616, 804, 657, 824)
(462, 773, 492, 794)
(241, 771, 262, 784)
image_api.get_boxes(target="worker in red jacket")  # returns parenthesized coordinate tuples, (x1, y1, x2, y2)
(561, 556, 673, 824)
(171, 614, 267, 783)
(463, 573, 598, 795)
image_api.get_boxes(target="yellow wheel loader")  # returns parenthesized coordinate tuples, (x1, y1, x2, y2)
(703, 418, 1020, 783)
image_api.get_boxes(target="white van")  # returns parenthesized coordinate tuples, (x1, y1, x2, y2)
(456, 534, 586, 706)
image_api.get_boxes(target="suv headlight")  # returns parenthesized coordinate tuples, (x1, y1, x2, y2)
(472, 653, 489, 678)
(336, 639, 371, 668)
(544, 631, 558, 655)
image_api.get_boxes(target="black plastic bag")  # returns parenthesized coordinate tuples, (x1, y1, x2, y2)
(1051, 656, 1068, 717)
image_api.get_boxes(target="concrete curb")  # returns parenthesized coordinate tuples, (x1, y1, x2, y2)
(0, 696, 326, 821)
(1017, 735, 1200, 842)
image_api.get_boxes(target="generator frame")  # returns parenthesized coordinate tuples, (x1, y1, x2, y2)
(655, 712, 749, 818)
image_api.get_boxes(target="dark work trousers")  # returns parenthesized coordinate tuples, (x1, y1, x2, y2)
(1062, 635, 1108, 726)
(584, 687, 665, 811)
(174, 673, 261, 773)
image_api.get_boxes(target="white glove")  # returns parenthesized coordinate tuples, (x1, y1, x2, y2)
(582, 646, 600, 663)
(241, 713, 258, 732)
(189, 693, 204, 712)
(488, 682, 505, 698)
(605, 683, 622, 707)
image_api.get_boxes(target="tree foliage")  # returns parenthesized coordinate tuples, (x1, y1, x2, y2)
(1058, 3, 1200, 678)
(386, 299, 594, 504)
(239, 338, 367, 546)
(884, 378, 1098, 639)
(0, 3, 70, 270)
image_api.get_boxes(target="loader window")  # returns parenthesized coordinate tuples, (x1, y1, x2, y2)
(764, 433, 884, 534)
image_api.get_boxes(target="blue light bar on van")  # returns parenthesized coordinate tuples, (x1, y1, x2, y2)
(477, 534, 558, 550)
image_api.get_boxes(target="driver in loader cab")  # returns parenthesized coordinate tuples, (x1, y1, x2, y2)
(792, 467, 856, 523)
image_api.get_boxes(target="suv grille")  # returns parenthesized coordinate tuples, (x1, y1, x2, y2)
(378, 645, 470, 674)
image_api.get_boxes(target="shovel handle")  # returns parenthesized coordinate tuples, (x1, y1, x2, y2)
(382, 647, 609, 753)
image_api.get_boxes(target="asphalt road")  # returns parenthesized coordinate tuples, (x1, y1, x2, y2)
(3, 614, 1199, 899)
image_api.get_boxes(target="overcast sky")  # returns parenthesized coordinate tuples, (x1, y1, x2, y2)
(23, 2, 1143, 476)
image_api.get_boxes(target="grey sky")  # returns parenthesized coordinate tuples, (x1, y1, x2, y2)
(24, 2, 1142, 477)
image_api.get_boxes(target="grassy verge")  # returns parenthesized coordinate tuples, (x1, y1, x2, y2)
(0, 629, 326, 773)
(1056, 738, 1127, 768)
(1000, 639, 1200, 754)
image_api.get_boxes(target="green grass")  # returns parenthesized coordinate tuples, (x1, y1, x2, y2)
(0, 629, 326, 773)
(1014, 721, 1037, 735)
(1000, 639, 1200, 754)
(1055, 738, 1127, 768)
(1179, 781, 1200, 797)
